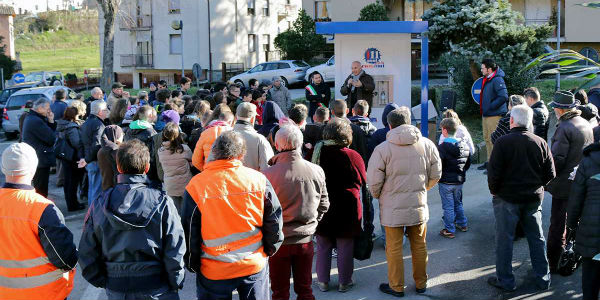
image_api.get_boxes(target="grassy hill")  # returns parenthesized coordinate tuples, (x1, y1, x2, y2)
(15, 10, 100, 78)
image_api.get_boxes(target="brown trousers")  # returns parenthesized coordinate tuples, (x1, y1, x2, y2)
(385, 224, 428, 292)
(482, 115, 502, 160)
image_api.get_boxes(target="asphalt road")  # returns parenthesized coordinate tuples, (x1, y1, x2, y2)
(0, 134, 584, 300)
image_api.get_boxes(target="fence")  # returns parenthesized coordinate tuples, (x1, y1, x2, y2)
(221, 62, 245, 82)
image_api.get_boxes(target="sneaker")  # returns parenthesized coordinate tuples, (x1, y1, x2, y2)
(440, 229, 455, 239)
(317, 282, 329, 292)
(379, 283, 404, 297)
(487, 276, 516, 291)
(477, 162, 488, 170)
(456, 225, 468, 232)
(338, 281, 354, 293)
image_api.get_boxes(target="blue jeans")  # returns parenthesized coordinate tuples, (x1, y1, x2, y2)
(438, 183, 467, 233)
(106, 286, 179, 300)
(86, 161, 102, 206)
(196, 265, 270, 300)
(492, 196, 550, 290)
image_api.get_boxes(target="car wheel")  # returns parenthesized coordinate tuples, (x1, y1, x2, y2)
(281, 77, 289, 88)
(4, 131, 18, 140)
(234, 79, 244, 87)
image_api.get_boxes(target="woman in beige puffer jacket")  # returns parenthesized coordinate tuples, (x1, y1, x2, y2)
(158, 123, 193, 212)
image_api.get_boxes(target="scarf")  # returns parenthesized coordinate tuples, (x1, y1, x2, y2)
(311, 139, 342, 166)
(305, 84, 317, 96)
(351, 70, 365, 93)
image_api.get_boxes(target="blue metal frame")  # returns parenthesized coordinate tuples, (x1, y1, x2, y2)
(316, 21, 430, 136)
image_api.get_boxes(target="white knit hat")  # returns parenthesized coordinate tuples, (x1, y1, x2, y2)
(1, 143, 38, 177)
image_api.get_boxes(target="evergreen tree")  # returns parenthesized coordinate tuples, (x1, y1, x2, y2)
(274, 9, 327, 61)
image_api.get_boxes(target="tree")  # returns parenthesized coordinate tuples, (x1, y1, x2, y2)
(358, 1, 389, 21)
(422, 0, 552, 115)
(522, 49, 600, 91)
(97, 0, 120, 92)
(0, 36, 16, 81)
(274, 9, 327, 61)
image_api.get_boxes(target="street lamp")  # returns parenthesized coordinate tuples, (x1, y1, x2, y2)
(171, 20, 184, 78)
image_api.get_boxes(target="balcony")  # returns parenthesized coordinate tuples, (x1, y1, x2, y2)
(120, 54, 153, 68)
(524, 18, 549, 26)
(119, 14, 152, 31)
(277, 4, 297, 17)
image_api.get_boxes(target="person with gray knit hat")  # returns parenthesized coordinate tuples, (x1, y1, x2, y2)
(270, 76, 292, 114)
(0, 143, 78, 300)
(233, 102, 274, 171)
(547, 90, 594, 272)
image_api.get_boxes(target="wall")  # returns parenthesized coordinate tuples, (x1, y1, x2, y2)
(565, 0, 600, 43)
(302, 0, 375, 21)
(0, 14, 14, 59)
(334, 33, 411, 127)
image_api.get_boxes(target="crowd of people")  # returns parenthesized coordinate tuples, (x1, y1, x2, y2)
(1, 58, 600, 300)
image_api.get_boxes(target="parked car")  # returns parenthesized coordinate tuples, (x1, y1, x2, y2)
(305, 55, 335, 84)
(2, 86, 74, 139)
(230, 60, 310, 87)
(0, 87, 26, 127)
(7, 71, 64, 90)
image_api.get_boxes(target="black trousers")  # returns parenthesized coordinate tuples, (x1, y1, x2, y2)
(582, 257, 600, 300)
(547, 196, 568, 270)
(62, 161, 84, 211)
(32, 167, 50, 198)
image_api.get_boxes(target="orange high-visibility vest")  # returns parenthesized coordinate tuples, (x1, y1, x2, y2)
(186, 159, 267, 280)
(0, 188, 75, 300)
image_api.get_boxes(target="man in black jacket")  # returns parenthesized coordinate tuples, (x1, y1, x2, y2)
(305, 72, 331, 119)
(567, 143, 600, 300)
(21, 98, 56, 197)
(78, 139, 185, 299)
(340, 61, 375, 116)
(81, 100, 108, 205)
(487, 105, 555, 292)
(547, 90, 594, 272)
(524, 87, 549, 141)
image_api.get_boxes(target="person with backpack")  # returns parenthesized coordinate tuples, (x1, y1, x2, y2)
(78, 140, 186, 299)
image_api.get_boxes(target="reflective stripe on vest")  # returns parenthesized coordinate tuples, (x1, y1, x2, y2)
(201, 240, 263, 263)
(0, 268, 68, 289)
(0, 257, 50, 269)
(202, 228, 261, 248)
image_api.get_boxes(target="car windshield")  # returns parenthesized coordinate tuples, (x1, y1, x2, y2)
(0, 89, 17, 104)
(292, 60, 309, 67)
(249, 64, 264, 73)
(6, 94, 46, 110)
(24, 73, 43, 83)
(329, 56, 335, 65)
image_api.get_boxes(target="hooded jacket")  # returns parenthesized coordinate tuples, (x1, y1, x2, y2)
(233, 120, 274, 171)
(547, 110, 594, 199)
(21, 110, 57, 168)
(568, 143, 600, 257)
(349, 115, 377, 138)
(258, 101, 280, 137)
(191, 121, 232, 171)
(480, 68, 508, 117)
(56, 119, 85, 161)
(588, 88, 600, 108)
(158, 142, 193, 197)
(269, 85, 292, 113)
(531, 100, 550, 141)
(368, 103, 399, 158)
(263, 150, 329, 245)
(438, 137, 471, 184)
(367, 124, 441, 227)
(78, 174, 185, 293)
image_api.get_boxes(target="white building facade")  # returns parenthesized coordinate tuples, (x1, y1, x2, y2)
(102, 0, 300, 88)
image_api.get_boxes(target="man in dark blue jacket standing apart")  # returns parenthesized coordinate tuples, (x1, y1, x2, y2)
(78, 139, 186, 299)
(479, 58, 508, 172)
(21, 98, 56, 197)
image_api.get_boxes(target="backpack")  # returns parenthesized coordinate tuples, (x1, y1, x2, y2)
(53, 128, 76, 162)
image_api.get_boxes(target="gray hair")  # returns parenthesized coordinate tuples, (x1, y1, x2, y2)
(90, 100, 107, 115)
(510, 105, 533, 128)
(208, 131, 246, 161)
(33, 98, 50, 109)
(387, 107, 411, 129)
(275, 124, 303, 152)
(508, 95, 526, 109)
(91, 87, 102, 96)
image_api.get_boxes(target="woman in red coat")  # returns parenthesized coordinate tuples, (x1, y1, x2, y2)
(312, 118, 366, 293)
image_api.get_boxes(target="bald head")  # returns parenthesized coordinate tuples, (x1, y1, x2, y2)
(351, 61, 362, 75)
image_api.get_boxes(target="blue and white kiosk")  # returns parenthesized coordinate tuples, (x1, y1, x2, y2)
(316, 21, 430, 136)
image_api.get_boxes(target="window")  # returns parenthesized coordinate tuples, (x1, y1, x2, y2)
(292, 60, 309, 67)
(170, 34, 182, 54)
(249, 64, 265, 73)
(277, 63, 290, 70)
(248, 34, 256, 52)
(248, 0, 255, 15)
(265, 63, 278, 71)
(262, 34, 270, 51)
(314, 1, 330, 21)
(262, 0, 269, 16)
(168, 0, 180, 13)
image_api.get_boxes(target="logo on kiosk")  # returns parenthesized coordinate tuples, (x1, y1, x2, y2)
(363, 48, 385, 68)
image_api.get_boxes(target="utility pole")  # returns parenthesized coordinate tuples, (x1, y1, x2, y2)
(556, 0, 561, 91)
(207, 0, 213, 82)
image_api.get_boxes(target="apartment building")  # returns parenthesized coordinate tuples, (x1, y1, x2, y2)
(102, 0, 300, 88)
(0, 5, 14, 60)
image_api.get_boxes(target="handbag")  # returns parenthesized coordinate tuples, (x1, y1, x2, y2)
(53, 129, 76, 162)
(557, 228, 582, 276)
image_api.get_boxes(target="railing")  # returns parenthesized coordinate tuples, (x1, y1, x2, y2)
(120, 54, 153, 68)
(119, 14, 152, 30)
(524, 18, 549, 26)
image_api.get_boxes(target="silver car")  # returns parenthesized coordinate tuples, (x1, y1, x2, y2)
(230, 60, 310, 87)
(2, 86, 74, 139)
